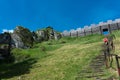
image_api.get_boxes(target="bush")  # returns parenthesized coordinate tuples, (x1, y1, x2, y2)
(40, 46, 46, 52)
(59, 40, 66, 44)
(47, 42, 53, 45)
(11, 48, 30, 63)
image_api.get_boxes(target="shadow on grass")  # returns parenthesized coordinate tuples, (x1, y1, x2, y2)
(0, 58, 37, 79)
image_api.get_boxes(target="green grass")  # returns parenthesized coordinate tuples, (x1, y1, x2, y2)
(0, 33, 119, 80)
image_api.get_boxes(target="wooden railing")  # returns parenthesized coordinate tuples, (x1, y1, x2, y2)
(103, 36, 120, 78)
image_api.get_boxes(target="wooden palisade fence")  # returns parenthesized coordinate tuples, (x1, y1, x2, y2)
(62, 19, 120, 37)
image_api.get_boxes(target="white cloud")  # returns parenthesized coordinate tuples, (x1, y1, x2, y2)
(2, 29, 14, 33)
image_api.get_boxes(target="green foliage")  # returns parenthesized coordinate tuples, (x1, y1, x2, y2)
(11, 48, 30, 63)
(39, 46, 46, 51)
(112, 30, 120, 37)
(35, 40, 63, 51)
(46, 26, 53, 30)
(59, 40, 66, 44)
(60, 34, 104, 44)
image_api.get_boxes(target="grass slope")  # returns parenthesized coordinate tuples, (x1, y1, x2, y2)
(1, 33, 119, 80)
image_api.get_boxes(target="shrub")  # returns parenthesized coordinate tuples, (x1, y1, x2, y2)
(60, 40, 66, 44)
(11, 48, 30, 63)
(47, 42, 53, 45)
(40, 46, 46, 52)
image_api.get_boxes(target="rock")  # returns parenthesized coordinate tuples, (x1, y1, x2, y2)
(36, 26, 62, 41)
(11, 33, 24, 48)
(11, 26, 33, 48)
(1, 26, 62, 48)
(36, 30, 45, 42)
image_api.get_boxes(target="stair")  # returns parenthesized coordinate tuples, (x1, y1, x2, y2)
(76, 53, 107, 80)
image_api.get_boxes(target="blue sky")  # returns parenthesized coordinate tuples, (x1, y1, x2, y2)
(0, 0, 120, 32)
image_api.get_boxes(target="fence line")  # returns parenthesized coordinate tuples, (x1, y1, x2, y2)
(103, 36, 120, 78)
(62, 21, 120, 37)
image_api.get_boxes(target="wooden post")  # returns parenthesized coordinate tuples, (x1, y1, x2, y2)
(108, 24, 112, 34)
(116, 23, 120, 30)
(99, 26, 102, 35)
(115, 55, 120, 77)
(70, 32, 71, 37)
(91, 28, 93, 34)
(76, 31, 78, 37)
(104, 52, 108, 68)
(84, 29, 86, 36)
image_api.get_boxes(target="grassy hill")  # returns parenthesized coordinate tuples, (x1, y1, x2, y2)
(0, 31, 120, 80)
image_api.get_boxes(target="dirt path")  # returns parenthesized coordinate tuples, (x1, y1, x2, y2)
(75, 53, 114, 80)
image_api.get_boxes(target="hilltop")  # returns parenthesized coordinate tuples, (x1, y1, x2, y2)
(0, 30, 120, 80)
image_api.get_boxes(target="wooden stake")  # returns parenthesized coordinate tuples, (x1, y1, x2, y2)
(115, 55, 120, 76)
